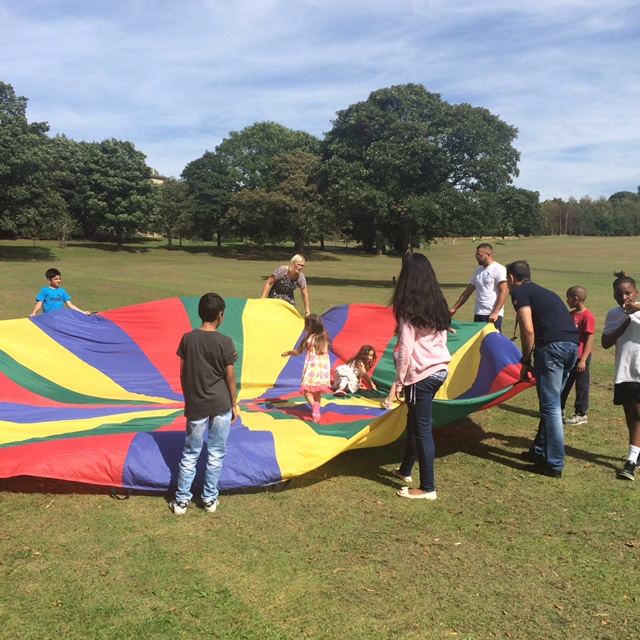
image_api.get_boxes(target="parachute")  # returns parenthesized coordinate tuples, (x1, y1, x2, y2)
(0, 298, 530, 491)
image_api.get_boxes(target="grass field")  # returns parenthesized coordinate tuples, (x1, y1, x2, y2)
(1, 237, 639, 640)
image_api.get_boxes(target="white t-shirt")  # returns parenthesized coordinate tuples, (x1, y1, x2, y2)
(470, 261, 507, 316)
(603, 306, 640, 383)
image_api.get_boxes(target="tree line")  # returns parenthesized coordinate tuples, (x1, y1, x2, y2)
(540, 192, 640, 237)
(3, 80, 634, 253)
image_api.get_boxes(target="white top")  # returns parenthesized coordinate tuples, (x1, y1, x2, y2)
(603, 306, 640, 383)
(470, 261, 507, 316)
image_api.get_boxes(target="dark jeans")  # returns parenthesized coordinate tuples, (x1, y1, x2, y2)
(560, 354, 590, 415)
(399, 371, 447, 492)
(474, 314, 503, 333)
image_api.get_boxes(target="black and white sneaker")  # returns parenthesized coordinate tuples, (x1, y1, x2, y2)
(617, 460, 636, 481)
(170, 500, 188, 514)
(203, 498, 219, 513)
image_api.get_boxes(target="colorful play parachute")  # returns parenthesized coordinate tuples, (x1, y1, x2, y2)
(0, 299, 530, 491)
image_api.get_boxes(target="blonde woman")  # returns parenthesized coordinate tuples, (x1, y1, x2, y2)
(261, 254, 310, 316)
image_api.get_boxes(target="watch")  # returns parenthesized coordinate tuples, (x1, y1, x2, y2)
(520, 356, 531, 365)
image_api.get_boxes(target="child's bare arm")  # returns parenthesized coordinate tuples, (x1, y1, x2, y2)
(282, 345, 304, 357)
(577, 333, 595, 372)
(362, 372, 377, 390)
(30, 301, 42, 317)
(225, 363, 238, 422)
(356, 363, 377, 390)
(65, 301, 90, 315)
(602, 320, 630, 349)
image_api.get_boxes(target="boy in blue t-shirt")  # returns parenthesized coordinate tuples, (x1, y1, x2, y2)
(30, 268, 90, 316)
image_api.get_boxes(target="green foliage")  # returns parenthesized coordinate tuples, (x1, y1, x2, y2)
(541, 193, 640, 236)
(155, 178, 194, 247)
(185, 123, 324, 249)
(182, 151, 233, 244)
(228, 150, 327, 251)
(319, 83, 523, 253)
(0, 82, 55, 235)
(72, 139, 156, 246)
(217, 121, 321, 191)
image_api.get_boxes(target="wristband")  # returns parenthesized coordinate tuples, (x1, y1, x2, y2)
(520, 357, 531, 365)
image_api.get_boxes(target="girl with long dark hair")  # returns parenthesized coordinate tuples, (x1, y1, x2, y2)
(391, 253, 452, 499)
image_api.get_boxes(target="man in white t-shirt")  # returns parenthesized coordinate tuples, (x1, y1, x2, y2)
(450, 243, 509, 332)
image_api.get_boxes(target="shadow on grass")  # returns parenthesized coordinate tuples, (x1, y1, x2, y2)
(435, 417, 621, 473)
(66, 242, 152, 254)
(308, 276, 395, 289)
(0, 245, 57, 262)
(162, 244, 343, 263)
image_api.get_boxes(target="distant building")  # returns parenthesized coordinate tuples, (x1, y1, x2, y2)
(150, 168, 168, 185)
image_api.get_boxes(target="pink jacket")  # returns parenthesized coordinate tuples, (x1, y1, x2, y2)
(395, 320, 451, 387)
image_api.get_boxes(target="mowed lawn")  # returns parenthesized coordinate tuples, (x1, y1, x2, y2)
(0, 236, 638, 640)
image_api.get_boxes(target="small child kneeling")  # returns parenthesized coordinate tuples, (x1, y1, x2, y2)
(333, 345, 377, 397)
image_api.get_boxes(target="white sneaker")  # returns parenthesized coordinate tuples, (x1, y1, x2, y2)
(203, 498, 219, 513)
(170, 500, 188, 515)
(563, 414, 587, 425)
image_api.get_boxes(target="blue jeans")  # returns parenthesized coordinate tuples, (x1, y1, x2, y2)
(176, 410, 232, 503)
(399, 371, 447, 492)
(474, 314, 503, 333)
(533, 342, 578, 470)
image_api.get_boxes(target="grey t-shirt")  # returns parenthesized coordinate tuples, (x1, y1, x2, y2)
(177, 329, 238, 419)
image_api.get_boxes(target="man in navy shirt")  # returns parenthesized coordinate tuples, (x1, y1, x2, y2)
(507, 260, 579, 478)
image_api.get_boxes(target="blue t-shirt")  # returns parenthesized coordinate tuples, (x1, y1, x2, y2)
(511, 281, 578, 347)
(36, 286, 71, 312)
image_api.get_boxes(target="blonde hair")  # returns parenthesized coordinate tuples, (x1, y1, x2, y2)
(289, 254, 306, 271)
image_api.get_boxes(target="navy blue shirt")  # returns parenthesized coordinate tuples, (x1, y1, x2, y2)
(511, 281, 579, 347)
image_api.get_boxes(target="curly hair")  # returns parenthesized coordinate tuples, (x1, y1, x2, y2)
(347, 345, 377, 371)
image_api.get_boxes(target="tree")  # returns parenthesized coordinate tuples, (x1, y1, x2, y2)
(318, 83, 522, 253)
(216, 121, 320, 191)
(72, 139, 156, 247)
(0, 82, 55, 235)
(184, 122, 322, 246)
(227, 150, 327, 251)
(182, 151, 233, 244)
(155, 178, 194, 247)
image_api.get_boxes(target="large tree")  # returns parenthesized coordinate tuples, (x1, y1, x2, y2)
(184, 122, 322, 246)
(71, 139, 156, 247)
(319, 83, 523, 253)
(0, 82, 55, 236)
(181, 151, 233, 244)
(155, 178, 194, 247)
(227, 150, 327, 251)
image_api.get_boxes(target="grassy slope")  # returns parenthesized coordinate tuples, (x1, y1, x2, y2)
(0, 237, 638, 640)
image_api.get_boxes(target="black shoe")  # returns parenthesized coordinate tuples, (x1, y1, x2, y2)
(617, 460, 636, 481)
(533, 461, 562, 478)
(520, 448, 545, 464)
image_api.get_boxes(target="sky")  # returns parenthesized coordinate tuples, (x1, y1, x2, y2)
(1, 0, 638, 201)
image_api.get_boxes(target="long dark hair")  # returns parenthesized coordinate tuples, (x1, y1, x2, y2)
(392, 253, 451, 332)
